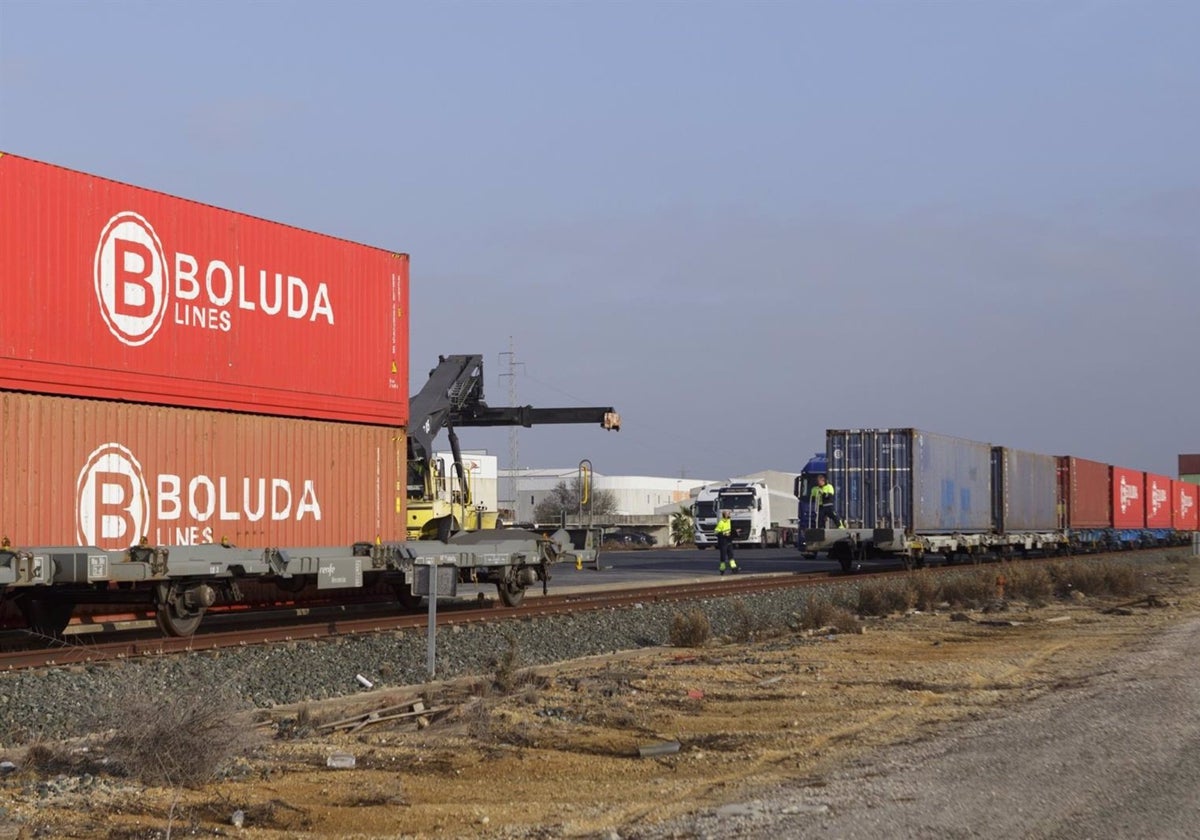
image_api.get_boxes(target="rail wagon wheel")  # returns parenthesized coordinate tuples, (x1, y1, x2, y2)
(393, 582, 422, 610)
(155, 603, 204, 637)
(496, 579, 526, 608)
(155, 584, 211, 637)
(16, 595, 75, 640)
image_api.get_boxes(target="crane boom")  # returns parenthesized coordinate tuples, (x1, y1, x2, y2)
(406, 354, 619, 539)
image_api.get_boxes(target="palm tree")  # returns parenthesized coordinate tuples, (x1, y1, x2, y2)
(670, 505, 695, 547)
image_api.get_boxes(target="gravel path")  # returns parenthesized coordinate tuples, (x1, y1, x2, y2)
(634, 615, 1200, 839)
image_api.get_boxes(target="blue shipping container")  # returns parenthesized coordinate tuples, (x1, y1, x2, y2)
(991, 447, 1059, 532)
(826, 429, 993, 534)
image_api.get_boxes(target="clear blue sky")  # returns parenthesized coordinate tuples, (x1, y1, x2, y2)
(2, 1, 1196, 480)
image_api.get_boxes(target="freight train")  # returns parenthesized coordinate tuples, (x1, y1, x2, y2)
(803, 428, 1198, 572)
(0, 153, 616, 638)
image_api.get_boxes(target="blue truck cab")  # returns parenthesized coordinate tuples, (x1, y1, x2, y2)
(793, 451, 827, 551)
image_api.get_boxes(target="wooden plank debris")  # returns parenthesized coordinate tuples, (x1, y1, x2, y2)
(318, 699, 448, 733)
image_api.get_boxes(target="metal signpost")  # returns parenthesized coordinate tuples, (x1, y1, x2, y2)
(418, 555, 455, 680)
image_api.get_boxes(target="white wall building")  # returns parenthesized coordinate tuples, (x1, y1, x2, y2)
(499, 468, 715, 523)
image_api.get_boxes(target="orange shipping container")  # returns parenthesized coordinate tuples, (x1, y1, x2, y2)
(0, 391, 405, 550)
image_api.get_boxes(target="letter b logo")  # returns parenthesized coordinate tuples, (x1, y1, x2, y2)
(76, 443, 150, 548)
(94, 212, 169, 346)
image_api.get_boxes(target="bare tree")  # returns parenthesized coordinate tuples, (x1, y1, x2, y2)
(534, 478, 617, 522)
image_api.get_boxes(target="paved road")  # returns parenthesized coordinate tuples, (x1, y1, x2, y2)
(547, 546, 900, 591)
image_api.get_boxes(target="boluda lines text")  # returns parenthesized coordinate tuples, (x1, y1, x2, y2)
(94, 211, 335, 347)
(1118, 474, 1140, 514)
(77, 442, 323, 549)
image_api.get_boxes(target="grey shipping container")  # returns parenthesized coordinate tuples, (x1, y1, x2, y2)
(826, 429, 993, 534)
(991, 447, 1059, 532)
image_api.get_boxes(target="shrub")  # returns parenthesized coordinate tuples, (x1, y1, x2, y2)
(857, 578, 914, 617)
(937, 569, 996, 609)
(908, 569, 941, 612)
(1004, 564, 1054, 605)
(22, 741, 77, 775)
(1039, 558, 1146, 600)
(669, 609, 712, 647)
(490, 633, 537, 695)
(1100, 561, 1141, 597)
(729, 600, 759, 643)
(104, 683, 261, 787)
(795, 592, 861, 633)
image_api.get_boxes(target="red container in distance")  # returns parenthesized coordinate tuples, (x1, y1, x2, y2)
(0, 391, 405, 551)
(1173, 481, 1199, 531)
(1111, 467, 1145, 529)
(1058, 456, 1111, 529)
(0, 153, 408, 425)
(1144, 474, 1174, 528)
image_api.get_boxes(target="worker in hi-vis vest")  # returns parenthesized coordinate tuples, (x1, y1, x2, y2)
(811, 474, 840, 528)
(715, 509, 738, 575)
(811, 472, 840, 525)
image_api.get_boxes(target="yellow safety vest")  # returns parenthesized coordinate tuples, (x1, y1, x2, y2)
(714, 517, 732, 536)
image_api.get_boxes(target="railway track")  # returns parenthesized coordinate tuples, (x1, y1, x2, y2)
(0, 570, 842, 671)
(0, 548, 1171, 672)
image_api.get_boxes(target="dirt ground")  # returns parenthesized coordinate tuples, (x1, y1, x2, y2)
(3, 555, 1198, 840)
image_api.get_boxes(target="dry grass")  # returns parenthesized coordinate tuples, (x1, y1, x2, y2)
(1004, 564, 1055, 605)
(857, 578, 915, 617)
(937, 570, 998, 608)
(793, 592, 861, 633)
(728, 600, 762, 643)
(669, 609, 712, 647)
(1050, 559, 1143, 598)
(849, 556, 1153, 618)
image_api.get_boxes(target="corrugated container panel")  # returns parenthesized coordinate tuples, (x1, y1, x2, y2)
(0, 153, 408, 425)
(1179, 454, 1200, 476)
(991, 448, 1058, 532)
(0, 391, 405, 549)
(827, 428, 993, 534)
(1172, 481, 1198, 531)
(1144, 474, 1174, 528)
(1058, 456, 1111, 529)
(1111, 467, 1145, 529)
(1181, 474, 1200, 486)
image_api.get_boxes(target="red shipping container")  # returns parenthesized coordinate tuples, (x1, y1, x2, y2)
(1144, 474, 1173, 528)
(0, 153, 408, 425)
(1180, 454, 1200, 475)
(1174, 481, 1199, 531)
(1111, 467, 1145, 529)
(1058, 456, 1111, 529)
(0, 391, 405, 550)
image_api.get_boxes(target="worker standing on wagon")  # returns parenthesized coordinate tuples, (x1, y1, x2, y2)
(811, 474, 840, 528)
(715, 509, 738, 574)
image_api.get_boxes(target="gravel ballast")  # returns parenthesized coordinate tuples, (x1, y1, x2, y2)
(0, 581, 849, 744)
